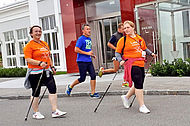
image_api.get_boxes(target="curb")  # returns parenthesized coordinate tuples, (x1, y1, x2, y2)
(0, 90, 190, 100)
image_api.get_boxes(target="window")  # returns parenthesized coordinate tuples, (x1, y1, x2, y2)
(16, 28, 28, 66)
(3, 28, 28, 67)
(40, 15, 60, 67)
(182, 11, 190, 37)
(3, 31, 16, 67)
(41, 15, 56, 31)
(183, 42, 190, 59)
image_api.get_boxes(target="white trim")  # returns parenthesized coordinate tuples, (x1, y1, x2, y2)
(28, 0, 39, 26)
(54, 0, 67, 71)
(0, 0, 28, 12)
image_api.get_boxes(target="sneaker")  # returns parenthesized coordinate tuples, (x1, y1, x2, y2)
(139, 105, 150, 114)
(52, 109, 67, 118)
(121, 95, 130, 108)
(98, 67, 104, 78)
(90, 93, 101, 99)
(122, 82, 129, 88)
(32, 112, 45, 119)
(65, 84, 72, 96)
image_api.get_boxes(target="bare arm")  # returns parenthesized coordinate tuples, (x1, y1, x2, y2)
(75, 47, 94, 56)
(25, 58, 47, 68)
(107, 42, 116, 50)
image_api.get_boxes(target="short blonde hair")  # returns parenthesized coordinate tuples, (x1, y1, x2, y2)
(124, 20, 135, 29)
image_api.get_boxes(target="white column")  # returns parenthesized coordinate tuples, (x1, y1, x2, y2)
(54, 0, 67, 71)
(28, 0, 39, 26)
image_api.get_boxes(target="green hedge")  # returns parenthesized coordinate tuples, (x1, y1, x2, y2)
(0, 67, 27, 77)
(150, 58, 190, 76)
(0, 67, 67, 77)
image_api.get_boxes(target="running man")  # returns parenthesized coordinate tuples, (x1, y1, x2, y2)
(98, 23, 128, 87)
(65, 24, 100, 99)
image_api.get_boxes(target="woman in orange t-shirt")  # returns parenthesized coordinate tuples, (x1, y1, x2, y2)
(115, 21, 156, 114)
(23, 25, 66, 119)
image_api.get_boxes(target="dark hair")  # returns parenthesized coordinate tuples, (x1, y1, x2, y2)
(81, 24, 90, 30)
(118, 23, 124, 29)
(29, 25, 42, 38)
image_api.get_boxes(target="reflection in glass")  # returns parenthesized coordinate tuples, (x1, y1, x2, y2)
(53, 53, 60, 66)
(20, 57, 26, 66)
(6, 43, 11, 55)
(13, 57, 16, 66)
(11, 43, 16, 55)
(7, 58, 12, 66)
(44, 33, 51, 50)
(86, 0, 120, 18)
(52, 32, 59, 50)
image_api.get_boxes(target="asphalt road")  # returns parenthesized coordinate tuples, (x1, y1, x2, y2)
(0, 95, 190, 126)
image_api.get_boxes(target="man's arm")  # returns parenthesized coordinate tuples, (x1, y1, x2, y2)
(107, 42, 116, 50)
(75, 47, 94, 56)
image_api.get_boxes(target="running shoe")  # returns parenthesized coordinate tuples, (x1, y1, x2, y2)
(98, 67, 104, 78)
(52, 109, 67, 118)
(139, 105, 150, 114)
(90, 93, 101, 99)
(122, 81, 129, 88)
(65, 84, 72, 96)
(121, 95, 130, 108)
(33, 112, 45, 119)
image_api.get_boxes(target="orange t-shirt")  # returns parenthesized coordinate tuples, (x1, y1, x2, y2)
(116, 34, 147, 67)
(23, 40, 51, 69)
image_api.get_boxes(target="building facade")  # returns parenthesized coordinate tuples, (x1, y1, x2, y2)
(0, 0, 190, 73)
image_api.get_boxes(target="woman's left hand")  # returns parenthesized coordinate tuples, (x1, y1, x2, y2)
(51, 67, 56, 75)
(151, 53, 157, 58)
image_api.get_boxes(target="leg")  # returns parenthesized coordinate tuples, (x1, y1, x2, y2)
(31, 96, 39, 112)
(102, 60, 120, 73)
(90, 80, 96, 94)
(49, 94, 57, 112)
(29, 73, 42, 112)
(66, 62, 87, 96)
(70, 79, 80, 88)
(87, 62, 96, 94)
(43, 72, 58, 111)
(126, 86, 135, 99)
(135, 89, 144, 107)
(45, 72, 67, 116)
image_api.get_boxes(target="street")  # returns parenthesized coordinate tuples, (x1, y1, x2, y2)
(0, 95, 190, 126)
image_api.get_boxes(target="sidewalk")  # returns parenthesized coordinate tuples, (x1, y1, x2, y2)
(0, 71, 190, 99)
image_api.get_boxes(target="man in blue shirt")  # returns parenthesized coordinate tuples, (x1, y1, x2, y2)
(66, 24, 100, 98)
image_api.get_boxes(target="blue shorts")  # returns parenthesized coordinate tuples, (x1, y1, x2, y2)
(77, 62, 96, 83)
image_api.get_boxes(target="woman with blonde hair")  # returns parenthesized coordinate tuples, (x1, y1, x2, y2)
(115, 20, 156, 114)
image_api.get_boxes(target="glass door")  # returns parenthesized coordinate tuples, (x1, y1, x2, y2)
(135, 3, 160, 69)
(89, 16, 121, 70)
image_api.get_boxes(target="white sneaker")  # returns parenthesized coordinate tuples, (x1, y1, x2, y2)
(52, 109, 67, 118)
(32, 112, 45, 119)
(139, 105, 150, 114)
(121, 95, 130, 109)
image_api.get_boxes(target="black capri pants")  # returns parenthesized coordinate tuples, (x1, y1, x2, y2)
(131, 66, 145, 89)
(77, 62, 96, 83)
(29, 71, 57, 97)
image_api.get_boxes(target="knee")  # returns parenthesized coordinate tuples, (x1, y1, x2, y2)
(49, 87, 57, 94)
(78, 77, 85, 83)
(91, 75, 96, 80)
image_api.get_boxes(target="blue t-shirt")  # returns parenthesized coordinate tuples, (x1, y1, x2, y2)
(75, 35, 92, 62)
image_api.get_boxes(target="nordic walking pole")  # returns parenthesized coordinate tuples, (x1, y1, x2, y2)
(94, 72, 118, 112)
(129, 56, 155, 108)
(24, 69, 44, 121)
